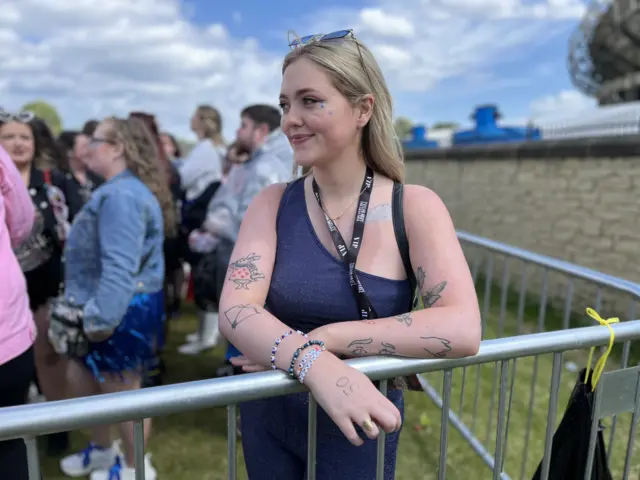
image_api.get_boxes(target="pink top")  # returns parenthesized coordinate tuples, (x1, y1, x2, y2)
(0, 145, 36, 366)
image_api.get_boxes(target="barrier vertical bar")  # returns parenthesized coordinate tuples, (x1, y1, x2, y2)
(25, 436, 40, 480)
(306, 395, 318, 480)
(376, 379, 388, 480)
(134, 420, 145, 480)
(540, 352, 563, 480)
(438, 370, 453, 480)
(227, 405, 237, 480)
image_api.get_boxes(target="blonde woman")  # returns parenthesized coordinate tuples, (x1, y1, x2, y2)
(220, 30, 481, 478)
(179, 105, 225, 202)
(56, 117, 172, 480)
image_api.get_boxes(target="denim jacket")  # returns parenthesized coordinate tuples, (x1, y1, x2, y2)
(63, 170, 165, 333)
(204, 129, 293, 243)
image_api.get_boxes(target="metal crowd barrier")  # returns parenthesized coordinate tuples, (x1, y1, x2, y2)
(0, 231, 638, 479)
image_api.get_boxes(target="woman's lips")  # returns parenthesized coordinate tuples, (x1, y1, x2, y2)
(290, 134, 313, 146)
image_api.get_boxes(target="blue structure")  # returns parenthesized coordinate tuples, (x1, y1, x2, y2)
(452, 105, 541, 146)
(402, 125, 438, 149)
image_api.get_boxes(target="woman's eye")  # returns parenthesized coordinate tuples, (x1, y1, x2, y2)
(303, 97, 319, 106)
(279, 103, 289, 112)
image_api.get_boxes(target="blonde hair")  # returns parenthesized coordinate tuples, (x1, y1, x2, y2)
(283, 34, 404, 183)
(195, 105, 225, 147)
(104, 117, 177, 238)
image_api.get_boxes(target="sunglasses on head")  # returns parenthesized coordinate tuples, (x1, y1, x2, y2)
(0, 108, 35, 123)
(288, 29, 374, 90)
(288, 29, 354, 48)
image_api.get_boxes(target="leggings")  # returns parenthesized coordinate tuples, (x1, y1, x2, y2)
(0, 347, 35, 480)
(240, 389, 403, 480)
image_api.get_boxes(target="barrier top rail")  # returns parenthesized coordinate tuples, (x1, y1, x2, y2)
(457, 230, 640, 300)
(1, 321, 639, 442)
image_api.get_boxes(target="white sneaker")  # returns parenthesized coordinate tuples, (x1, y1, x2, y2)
(177, 336, 218, 355)
(90, 453, 157, 480)
(185, 332, 199, 343)
(60, 441, 119, 477)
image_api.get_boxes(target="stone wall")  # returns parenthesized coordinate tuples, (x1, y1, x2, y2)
(404, 136, 640, 318)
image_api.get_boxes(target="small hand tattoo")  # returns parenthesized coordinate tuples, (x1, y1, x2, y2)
(336, 376, 359, 396)
(395, 313, 412, 326)
(379, 342, 397, 356)
(224, 304, 260, 329)
(416, 266, 447, 308)
(347, 337, 373, 356)
(227, 253, 265, 290)
(420, 336, 452, 358)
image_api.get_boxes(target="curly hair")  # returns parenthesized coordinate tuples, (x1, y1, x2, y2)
(103, 117, 177, 238)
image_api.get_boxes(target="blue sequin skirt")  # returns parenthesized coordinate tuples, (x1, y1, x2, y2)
(83, 291, 165, 378)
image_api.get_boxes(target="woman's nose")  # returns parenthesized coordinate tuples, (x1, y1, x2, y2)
(282, 106, 303, 132)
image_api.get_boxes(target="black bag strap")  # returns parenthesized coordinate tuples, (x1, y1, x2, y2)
(392, 182, 417, 307)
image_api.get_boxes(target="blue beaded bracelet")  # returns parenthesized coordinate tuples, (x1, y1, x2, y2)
(271, 330, 307, 370)
(288, 340, 325, 379)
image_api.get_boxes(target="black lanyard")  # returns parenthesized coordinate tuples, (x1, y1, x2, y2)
(312, 167, 377, 320)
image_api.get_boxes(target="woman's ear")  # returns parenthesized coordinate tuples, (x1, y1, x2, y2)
(355, 94, 375, 128)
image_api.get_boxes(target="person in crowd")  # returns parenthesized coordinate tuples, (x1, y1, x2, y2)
(178, 105, 225, 203)
(57, 130, 104, 216)
(0, 145, 36, 480)
(57, 117, 172, 480)
(160, 132, 183, 169)
(182, 105, 292, 365)
(219, 31, 481, 479)
(221, 140, 250, 178)
(128, 112, 180, 387)
(0, 108, 73, 455)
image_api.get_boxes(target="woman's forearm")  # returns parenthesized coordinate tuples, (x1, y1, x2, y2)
(218, 303, 310, 371)
(315, 307, 481, 360)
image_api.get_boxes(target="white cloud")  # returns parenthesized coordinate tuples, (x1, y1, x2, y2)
(0, 0, 586, 140)
(529, 89, 597, 120)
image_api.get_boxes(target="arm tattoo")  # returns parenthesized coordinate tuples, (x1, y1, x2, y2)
(227, 252, 265, 290)
(336, 376, 360, 396)
(395, 313, 412, 326)
(420, 336, 452, 358)
(379, 342, 397, 356)
(224, 304, 260, 330)
(347, 337, 373, 356)
(416, 266, 447, 308)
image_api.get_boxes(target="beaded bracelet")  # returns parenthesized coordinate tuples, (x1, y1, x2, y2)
(297, 346, 324, 384)
(270, 330, 308, 370)
(288, 340, 325, 379)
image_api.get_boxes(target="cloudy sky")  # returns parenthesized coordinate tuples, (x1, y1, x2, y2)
(0, 0, 598, 140)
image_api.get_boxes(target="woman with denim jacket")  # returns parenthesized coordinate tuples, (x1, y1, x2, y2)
(0, 144, 36, 480)
(58, 117, 175, 480)
(0, 110, 74, 454)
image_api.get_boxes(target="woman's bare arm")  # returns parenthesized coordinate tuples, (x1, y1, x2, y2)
(218, 183, 313, 370)
(311, 185, 481, 359)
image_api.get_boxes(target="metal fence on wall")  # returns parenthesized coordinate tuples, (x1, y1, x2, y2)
(0, 232, 639, 480)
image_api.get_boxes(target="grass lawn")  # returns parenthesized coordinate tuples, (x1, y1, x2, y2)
(39, 288, 640, 480)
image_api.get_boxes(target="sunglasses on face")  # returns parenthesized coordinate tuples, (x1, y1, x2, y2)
(0, 108, 35, 123)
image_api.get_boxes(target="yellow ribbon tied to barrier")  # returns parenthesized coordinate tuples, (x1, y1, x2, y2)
(584, 308, 619, 392)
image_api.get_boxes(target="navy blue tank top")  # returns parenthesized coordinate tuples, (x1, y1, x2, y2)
(265, 178, 413, 333)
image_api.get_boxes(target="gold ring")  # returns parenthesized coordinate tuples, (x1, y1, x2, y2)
(362, 419, 374, 432)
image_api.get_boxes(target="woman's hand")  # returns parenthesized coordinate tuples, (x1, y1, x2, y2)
(229, 355, 269, 373)
(304, 353, 402, 446)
